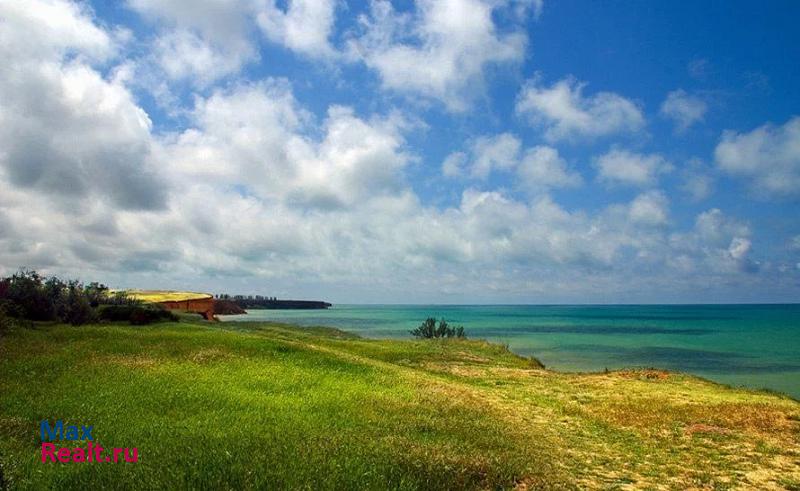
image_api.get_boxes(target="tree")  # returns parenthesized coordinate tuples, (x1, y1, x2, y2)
(62, 280, 94, 326)
(410, 317, 465, 339)
(5, 270, 53, 320)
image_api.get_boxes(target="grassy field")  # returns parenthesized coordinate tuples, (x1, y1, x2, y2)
(112, 290, 212, 303)
(0, 320, 798, 490)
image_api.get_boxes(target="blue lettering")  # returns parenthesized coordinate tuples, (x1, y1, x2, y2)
(80, 425, 94, 441)
(40, 420, 63, 441)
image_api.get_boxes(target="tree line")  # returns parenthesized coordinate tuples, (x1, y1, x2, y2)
(0, 269, 177, 329)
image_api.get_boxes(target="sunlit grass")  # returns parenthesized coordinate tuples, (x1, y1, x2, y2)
(111, 290, 212, 303)
(0, 320, 798, 489)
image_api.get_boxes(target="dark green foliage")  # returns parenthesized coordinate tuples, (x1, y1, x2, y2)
(84, 282, 109, 308)
(0, 269, 175, 326)
(0, 300, 13, 335)
(97, 304, 178, 325)
(410, 317, 466, 339)
(61, 280, 95, 326)
(2, 270, 54, 320)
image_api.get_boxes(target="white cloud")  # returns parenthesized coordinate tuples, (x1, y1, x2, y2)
(714, 116, 800, 198)
(257, 0, 338, 58)
(470, 133, 521, 179)
(728, 237, 751, 260)
(442, 151, 467, 178)
(668, 208, 757, 274)
(516, 76, 644, 141)
(162, 81, 410, 210)
(127, 0, 253, 47)
(517, 146, 582, 192)
(348, 0, 529, 111)
(127, 0, 258, 84)
(152, 29, 246, 84)
(441, 135, 582, 191)
(679, 158, 714, 202)
(628, 190, 669, 226)
(1, 0, 792, 302)
(660, 89, 707, 132)
(0, 0, 166, 210)
(0, 0, 115, 61)
(595, 148, 672, 188)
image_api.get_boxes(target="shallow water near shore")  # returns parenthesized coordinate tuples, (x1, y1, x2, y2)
(220, 304, 800, 398)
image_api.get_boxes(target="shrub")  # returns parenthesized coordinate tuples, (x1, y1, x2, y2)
(0, 269, 180, 326)
(84, 282, 110, 308)
(410, 317, 466, 339)
(0, 300, 14, 335)
(4, 270, 55, 321)
(61, 280, 95, 326)
(97, 304, 178, 325)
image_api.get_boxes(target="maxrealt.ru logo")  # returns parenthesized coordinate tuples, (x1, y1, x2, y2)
(40, 420, 138, 463)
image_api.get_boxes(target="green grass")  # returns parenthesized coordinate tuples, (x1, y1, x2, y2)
(1, 320, 798, 490)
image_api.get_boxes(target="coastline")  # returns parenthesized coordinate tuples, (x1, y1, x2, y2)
(219, 304, 800, 399)
(2, 319, 798, 489)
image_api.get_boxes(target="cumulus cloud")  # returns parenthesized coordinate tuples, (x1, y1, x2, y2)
(441, 133, 521, 179)
(151, 29, 248, 85)
(714, 116, 800, 198)
(0, 0, 167, 210)
(679, 158, 714, 202)
(517, 146, 582, 192)
(0, 0, 115, 60)
(516, 76, 645, 141)
(594, 148, 672, 188)
(628, 191, 669, 226)
(161, 80, 410, 210)
(442, 152, 467, 178)
(469, 133, 521, 179)
(669, 208, 757, 274)
(1, 0, 791, 302)
(257, 0, 338, 59)
(441, 135, 582, 192)
(347, 0, 529, 111)
(127, 0, 258, 83)
(660, 89, 707, 132)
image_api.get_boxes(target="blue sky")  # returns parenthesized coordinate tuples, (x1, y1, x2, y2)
(0, 0, 799, 303)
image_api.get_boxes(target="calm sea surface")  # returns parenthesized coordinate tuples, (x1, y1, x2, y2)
(220, 304, 800, 399)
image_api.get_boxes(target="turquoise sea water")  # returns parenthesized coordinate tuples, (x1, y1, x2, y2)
(220, 304, 800, 399)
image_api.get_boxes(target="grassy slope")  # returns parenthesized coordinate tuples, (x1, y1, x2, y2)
(0, 321, 798, 490)
(115, 291, 212, 303)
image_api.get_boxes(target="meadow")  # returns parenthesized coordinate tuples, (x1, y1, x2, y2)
(1, 319, 798, 489)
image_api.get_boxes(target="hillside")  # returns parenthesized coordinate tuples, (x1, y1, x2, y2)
(114, 290, 213, 303)
(0, 320, 798, 489)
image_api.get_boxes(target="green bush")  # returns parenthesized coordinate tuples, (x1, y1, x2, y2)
(0, 269, 172, 326)
(97, 304, 178, 325)
(410, 317, 466, 339)
(3, 270, 55, 321)
(0, 300, 14, 335)
(61, 280, 95, 326)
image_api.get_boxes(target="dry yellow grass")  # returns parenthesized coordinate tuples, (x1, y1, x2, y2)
(111, 289, 212, 303)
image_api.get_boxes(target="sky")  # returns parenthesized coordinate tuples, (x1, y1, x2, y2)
(0, 0, 799, 304)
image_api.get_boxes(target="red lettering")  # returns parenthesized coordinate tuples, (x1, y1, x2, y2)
(124, 448, 138, 463)
(56, 447, 70, 463)
(94, 444, 104, 462)
(113, 448, 123, 463)
(72, 447, 86, 463)
(41, 442, 56, 462)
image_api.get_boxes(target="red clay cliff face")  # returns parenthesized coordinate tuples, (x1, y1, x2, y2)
(157, 297, 215, 320)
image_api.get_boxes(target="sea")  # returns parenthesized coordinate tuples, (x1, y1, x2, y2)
(220, 304, 800, 399)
